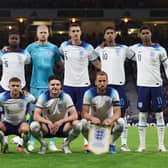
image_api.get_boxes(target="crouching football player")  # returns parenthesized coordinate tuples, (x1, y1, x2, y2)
(0, 77, 36, 153)
(81, 71, 124, 153)
(30, 75, 81, 154)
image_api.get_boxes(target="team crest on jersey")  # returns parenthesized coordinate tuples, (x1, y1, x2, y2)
(150, 51, 156, 58)
(104, 100, 111, 107)
(16, 54, 23, 64)
(18, 102, 24, 109)
(138, 102, 143, 108)
(115, 47, 120, 56)
(95, 128, 105, 140)
(47, 51, 53, 56)
(80, 50, 84, 56)
(102, 51, 108, 60)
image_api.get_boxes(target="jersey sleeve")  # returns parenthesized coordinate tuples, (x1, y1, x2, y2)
(83, 90, 91, 105)
(126, 46, 136, 61)
(160, 47, 168, 79)
(112, 89, 121, 107)
(160, 47, 168, 63)
(25, 44, 31, 54)
(95, 46, 101, 53)
(26, 93, 36, 104)
(64, 94, 74, 109)
(59, 43, 64, 55)
(85, 44, 97, 61)
(35, 94, 45, 109)
(54, 46, 63, 62)
(0, 51, 4, 65)
(23, 50, 31, 64)
(0, 92, 5, 106)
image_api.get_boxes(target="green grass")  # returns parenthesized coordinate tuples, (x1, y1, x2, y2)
(1, 126, 168, 168)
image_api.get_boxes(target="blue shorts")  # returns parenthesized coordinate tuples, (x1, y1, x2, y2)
(109, 84, 128, 111)
(137, 86, 165, 112)
(44, 123, 68, 138)
(63, 85, 89, 113)
(3, 121, 23, 136)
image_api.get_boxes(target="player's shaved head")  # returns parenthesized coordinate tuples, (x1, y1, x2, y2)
(37, 25, 49, 32)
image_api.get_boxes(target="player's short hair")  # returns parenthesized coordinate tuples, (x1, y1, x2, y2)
(37, 25, 48, 30)
(140, 25, 151, 32)
(36, 25, 50, 34)
(48, 75, 63, 85)
(8, 31, 20, 36)
(103, 26, 116, 35)
(69, 23, 81, 29)
(96, 71, 108, 80)
(9, 77, 21, 83)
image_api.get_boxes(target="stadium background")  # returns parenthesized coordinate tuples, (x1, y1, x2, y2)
(0, 0, 168, 128)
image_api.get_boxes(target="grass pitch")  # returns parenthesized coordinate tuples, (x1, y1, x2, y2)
(0, 126, 168, 168)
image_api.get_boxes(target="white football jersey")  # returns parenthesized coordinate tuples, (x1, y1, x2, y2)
(83, 87, 120, 121)
(128, 43, 168, 87)
(0, 91, 35, 125)
(59, 41, 98, 87)
(95, 44, 128, 85)
(0, 50, 30, 90)
(35, 90, 74, 122)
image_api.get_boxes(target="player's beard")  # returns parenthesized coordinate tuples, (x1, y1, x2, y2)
(98, 86, 106, 94)
(10, 44, 18, 49)
(51, 88, 60, 97)
(39, 36, 47, 43)
(106, 38, 114, 46)
(108, 38, 112, 43)
(11, 90, 20, 98)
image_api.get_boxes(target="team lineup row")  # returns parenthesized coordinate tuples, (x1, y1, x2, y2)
(0, 23, 168, 153)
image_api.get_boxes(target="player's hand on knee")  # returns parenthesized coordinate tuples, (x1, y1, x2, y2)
(91, 117, 101, 125)
(47, 121, 54, 131)
(102, 118, 113, 126)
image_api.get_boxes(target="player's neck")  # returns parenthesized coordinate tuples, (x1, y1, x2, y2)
(71, 39, 82, 45)
(105, 41, 116, 46)
(10, 92, 20, 98)
(50, 91, 61, 98)
(142, 40, 153, 46)
(38, 40, 48, 45)
(97, 89, 106, 94)
(9, 46, 20, 52)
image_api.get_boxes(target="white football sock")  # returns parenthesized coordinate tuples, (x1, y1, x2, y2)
(155, 112, 165, 147)
(138, 112, 147, 148)
(121, 117, 128, 145)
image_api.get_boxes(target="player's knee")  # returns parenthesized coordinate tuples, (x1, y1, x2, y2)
(113, 118, 124, 133)
(0, 122, 6, 132)
(117, 118, 124, 128)
(20, 123, 30, 133)
(80, 119, 89, 139)
(0, 130, 4, 136)
(81, 119, 89, 129)
(73, 121, 82, 132)
(30, 121, 41, 132)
